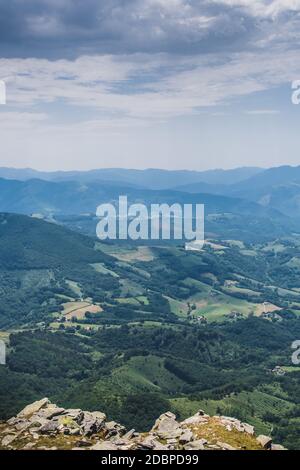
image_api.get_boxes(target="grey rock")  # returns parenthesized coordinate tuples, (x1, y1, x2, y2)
(179, 429, 194, 444)
(81, 411, 106, 436)
(37, 405, 65, 420)
(104, 421, 126, 438)
(243, 423, 255, 435)
(153, 442, 170, 450)
(28, 416, 49, 428)
(151, 412, 182, 439)
(39, 420, 60, 435)
(6, 417, 32, 433)
(271, 444, 287, 451)
(90, 441, 119, 450)
(7, 417, 24, 427)
(60, 409, 84, 424)
(257, 435, 272, 449)
(17, 398, 50, 418)
(1, 434, 17, 447)
(22, 442, 36, 450)
(123, 429, 135, 440)
(69, 428, 81, 436)
(14, 421, 32, 432)
(219, 416, 254, 435)
(136, 436, 169, 450)
(217, 441, 237, 451)
(76, 439, 91, 448)
(166, 438, 178, 445)
(110, 437, 132, 446)
(136, 436, 156, 450)
(182, 412, 209, 426)
(184, 439, 206, 450)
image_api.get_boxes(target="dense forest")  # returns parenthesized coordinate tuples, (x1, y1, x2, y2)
(1, 318, 300, 448)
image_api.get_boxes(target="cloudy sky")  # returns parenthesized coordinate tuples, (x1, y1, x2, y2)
(1, 0, 300, 171)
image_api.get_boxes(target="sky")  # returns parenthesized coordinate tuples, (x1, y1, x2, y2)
(1, 0, 300, 171)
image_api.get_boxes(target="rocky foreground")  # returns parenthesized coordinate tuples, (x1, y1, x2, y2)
(0, 398, 286, 451)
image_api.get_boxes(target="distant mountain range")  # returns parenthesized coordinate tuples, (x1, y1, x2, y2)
(1, 164, 300, 218)
(174, 166, 300, 217)
(0, 166, 262, 189)
(0, 176, 283, 219)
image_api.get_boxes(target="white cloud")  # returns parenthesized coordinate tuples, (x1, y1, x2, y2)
(0, 111, 48, 130)
(244, 109, 280, 115)
(217, 0, 300, 18)
(0, 44, 299, 124)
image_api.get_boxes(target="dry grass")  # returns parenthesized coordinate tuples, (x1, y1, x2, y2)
(188, 417, 263, 451)
(63, 301, 103, 320)
(255, 303, 282, 316)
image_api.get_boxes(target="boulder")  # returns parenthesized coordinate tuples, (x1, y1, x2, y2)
(104, 421, 126, 438)
(136, 436, 169, 450)
(90, 441, 119, 450)
(60, 409, 84, 424)
(39, 421, 60, 435)
(151, 412, 182, 439)
(1, 434, 17, 447)
(184, 439, 206, 450)
(17, 398, 50, 418)
(179, 430, 194, 444)
(76, 439, 91, 448)
(36, 405, 65, 420)
(80, 411, 106, 436)
(136, 436, 156, 450)
(69, 428, 81, 436)
(22, 442, 36, 450)
(257, 435, 273, 449)
(217, 441, 237, 451)
(28, 416, 49, 428)
(14, 420, 32, 432)
(7, 417, 24, 427)
(182, 411, 209, 426)
(271, 444, 287, 451)
(242, 423, 255, 435)
(56, 415, 81, 435)
(123, 429, 135, 440)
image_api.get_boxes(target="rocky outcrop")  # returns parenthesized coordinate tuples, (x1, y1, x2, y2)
(17, 398, 50, 419)
(0, 399, 287, 451)
(256, 435, 273, 450)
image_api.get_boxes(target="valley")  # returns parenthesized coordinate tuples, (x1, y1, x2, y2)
(0, 212, 300, 449)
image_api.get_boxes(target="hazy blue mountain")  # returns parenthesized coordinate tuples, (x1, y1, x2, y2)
(0, 176, 295, 243)
(229, 166, 300, 195)
(173, 181, 226, 194)
(0, 167, 263, 189)
(0, 177, 282, 219)
(172, 166, 300, 217)
(226, 166, 300, 216)
(171, 167, 263, 186)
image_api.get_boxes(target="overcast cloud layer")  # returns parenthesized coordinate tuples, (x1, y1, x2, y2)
(1, 0, 300, 57)
(0, 0, 300, 170)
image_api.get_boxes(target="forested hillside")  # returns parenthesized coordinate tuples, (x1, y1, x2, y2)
(0, 214, 300, 449)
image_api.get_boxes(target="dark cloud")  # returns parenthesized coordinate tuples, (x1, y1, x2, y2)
(0, 1, 299, 59)
(0, 0, 262, 58)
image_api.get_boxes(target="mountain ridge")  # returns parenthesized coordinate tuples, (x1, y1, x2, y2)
(0, 166, 263, 189)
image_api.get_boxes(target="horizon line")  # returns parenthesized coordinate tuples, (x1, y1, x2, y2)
(0, 164, 285, 174)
